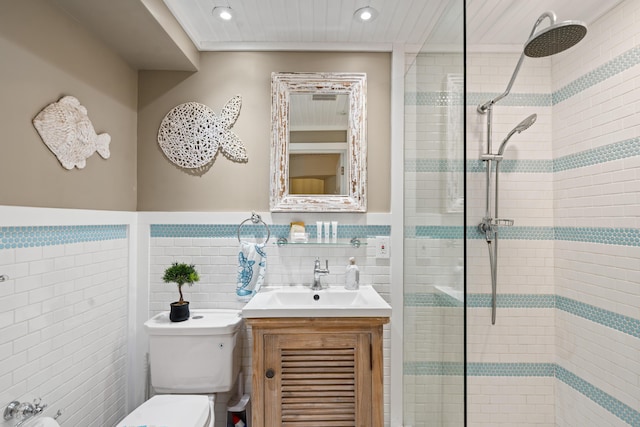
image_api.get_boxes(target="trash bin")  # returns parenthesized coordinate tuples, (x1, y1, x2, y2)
(226, 393, 250, 427)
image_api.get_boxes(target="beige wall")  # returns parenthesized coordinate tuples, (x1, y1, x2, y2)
(0, 0, 138, 210)
(138, 51, 391, 212)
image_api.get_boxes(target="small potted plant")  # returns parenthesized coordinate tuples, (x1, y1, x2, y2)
(163, 262, 199, 322)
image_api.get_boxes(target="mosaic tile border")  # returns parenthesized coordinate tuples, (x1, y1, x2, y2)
(463, 294, 640, 340)
(467, 362, 556, 377)
(554, 137, 640, 172)
(408, 292, 639, 340)
(407, 225, 639, 247)
(405, 159, 464, 173)
(404, 92, 462, 107)
(403, 362, 640, 425)
(466, 293, 555, 308)
(410, 226, 465, 240)
(555, 365, 640, 427)
(404, 361, 464, 376)
(466, 92, 552, 107)
(467, 226, 556, 241)
(0, 225, 127, 250)
(466, 159, 553, 174)
(404, 292, 463, 308)
(416, 136, 638, 175)
(556, 296, 640, 340)
(150, 224, 390, 239)
(553, 44, 640, 105)
(554, 227, 640, 247)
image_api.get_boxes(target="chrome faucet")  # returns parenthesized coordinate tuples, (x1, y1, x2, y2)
(312, 258, 329, 290)
(4, 398, 47, 427)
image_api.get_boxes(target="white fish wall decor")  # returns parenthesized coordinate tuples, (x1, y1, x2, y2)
(157, 95, 247, 169)
(33, 96, 111, 170)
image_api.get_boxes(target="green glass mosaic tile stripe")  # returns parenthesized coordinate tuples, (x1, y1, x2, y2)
(492, 226, 555, 240)
(405, 159, 551, 174)
(553, 45, 640, 105)
(404, 362, 554, 377)
(404, 292, 463, 307)
(405, 92, 462, 106)
(467, 92, 552, 107)
(496, 159, 553, 173)
(554, 137, 640, 172)
(466, 294, 555, 308)
(0, 225, 127, 249)
(555, 227, 640, 247)
(413, 226, 464, 239)
(468, 362, 555, 377)
(405, 159, 464, 173)
(404, 361, 464, 376)
(469, 226, 640, 245)
(465, 294, 640, 339)
(411, 137, 638, 174)
(455, 159, 554, 174)
(404, 362, 640, 425)
(150, 224, 390, 239)
(466, 226, 555, 240)
(556, 296, 640, 339)
(556, 366, 640, 427)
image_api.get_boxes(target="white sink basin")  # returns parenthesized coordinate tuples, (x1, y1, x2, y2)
(241, 285, 391, 318)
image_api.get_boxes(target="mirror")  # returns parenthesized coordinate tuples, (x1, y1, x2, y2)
(270, 72, 367, 212)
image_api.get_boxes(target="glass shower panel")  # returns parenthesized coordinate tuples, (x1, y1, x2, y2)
(403, 0, 465, 425)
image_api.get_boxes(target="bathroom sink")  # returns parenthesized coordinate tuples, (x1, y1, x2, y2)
(241, 285, 391, 318)
(20, 417, 60, 427)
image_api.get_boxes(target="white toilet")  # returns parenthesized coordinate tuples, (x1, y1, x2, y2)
(117, 309, 244, 427)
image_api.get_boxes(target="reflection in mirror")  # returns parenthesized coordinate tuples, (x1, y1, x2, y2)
(270, 73, 367, 212)
(289, 93, 348, 195)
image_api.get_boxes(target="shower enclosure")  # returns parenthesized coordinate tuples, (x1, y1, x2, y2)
(402, 0, 465, 425)
(401, 2, 640, 426)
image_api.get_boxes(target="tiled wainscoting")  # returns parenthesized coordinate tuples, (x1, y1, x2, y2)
(0, 212, 131, 427)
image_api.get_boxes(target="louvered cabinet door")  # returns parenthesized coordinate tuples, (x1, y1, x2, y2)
(248, 317, 387, 427)
(263, 332, 372, 427)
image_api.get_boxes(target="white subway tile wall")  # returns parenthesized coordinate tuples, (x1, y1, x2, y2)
(0, 228, 129, 427)
(463, 0, 640, 425)
(551, 0, 640, 423)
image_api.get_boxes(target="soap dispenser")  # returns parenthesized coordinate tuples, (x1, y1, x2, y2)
(345, 257, 360, 290)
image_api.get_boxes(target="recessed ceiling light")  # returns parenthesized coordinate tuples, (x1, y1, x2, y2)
(212, 6, 233, 21)
(354, 6, 378, 22)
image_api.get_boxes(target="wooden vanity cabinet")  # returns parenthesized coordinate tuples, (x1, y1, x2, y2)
(247, 317, 389, 427)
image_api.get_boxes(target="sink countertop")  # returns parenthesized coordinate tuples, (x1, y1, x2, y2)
(241, 285, 392, 318)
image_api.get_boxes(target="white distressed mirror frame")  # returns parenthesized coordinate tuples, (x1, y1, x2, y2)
(270, 72, 367, 212)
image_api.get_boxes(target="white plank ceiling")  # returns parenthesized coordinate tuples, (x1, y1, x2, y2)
(164, 0, 623, 51)
(49, 0, 624, 69)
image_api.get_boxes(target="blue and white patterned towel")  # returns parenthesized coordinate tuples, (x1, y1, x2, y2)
(236, 241, 267, 300)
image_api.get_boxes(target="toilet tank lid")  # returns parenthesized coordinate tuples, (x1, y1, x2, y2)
(144, 309, 243, 335)
(116, 395, 210, 427)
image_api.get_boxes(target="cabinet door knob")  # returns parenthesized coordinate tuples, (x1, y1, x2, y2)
(265, 368, 275, 379)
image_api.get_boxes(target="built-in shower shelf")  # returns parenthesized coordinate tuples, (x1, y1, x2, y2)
(492, 219, 514, 227)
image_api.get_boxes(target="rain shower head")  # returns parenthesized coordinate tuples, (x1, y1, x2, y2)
(477, 11, 587, 113)
(524, 12, 587, 58)
(497, 114, 537, 155)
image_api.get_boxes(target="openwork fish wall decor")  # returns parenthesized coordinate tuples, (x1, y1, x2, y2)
(33, 96, 111, 170)
(157, 95, 247, 169)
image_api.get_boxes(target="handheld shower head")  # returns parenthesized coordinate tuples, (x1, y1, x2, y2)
(524, 11, 587, 58)
(497, 114, 537, 155)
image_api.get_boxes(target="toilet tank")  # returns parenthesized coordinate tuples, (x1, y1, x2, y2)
(144, 309, 243, 393)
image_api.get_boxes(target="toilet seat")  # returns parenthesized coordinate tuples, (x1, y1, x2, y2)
(116, 395, 212, 427)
